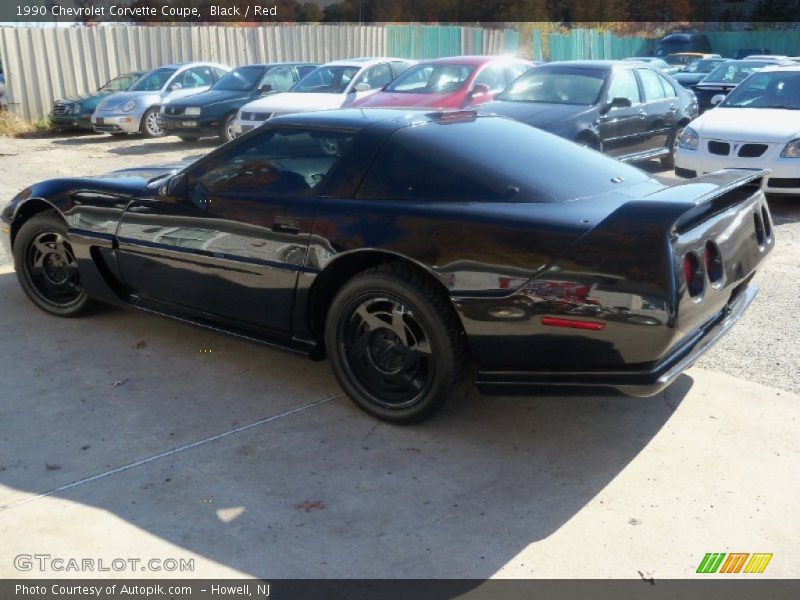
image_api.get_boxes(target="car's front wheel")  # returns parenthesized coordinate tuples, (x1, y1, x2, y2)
(219, 113, 237, 143)
(140, 108, 164, 138)
(13, 211, 93, 317)
(325, 263, 471, 424)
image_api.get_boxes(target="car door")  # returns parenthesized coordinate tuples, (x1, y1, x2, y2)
(636, 67, 676, 152)
(114, 126, 355, 334)
(597, 68, 647, 158)
(162, 66, 217, 103)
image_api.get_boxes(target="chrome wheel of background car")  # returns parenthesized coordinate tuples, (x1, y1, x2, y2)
(142, 109, 164, 137)
(673, 127, 684, 153)
(339, 295, 435, 410)
(24, 231, 82, 307)
(222, 114, 237, 142)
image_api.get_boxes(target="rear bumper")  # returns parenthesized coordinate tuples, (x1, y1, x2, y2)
(476, 284, 758, 397)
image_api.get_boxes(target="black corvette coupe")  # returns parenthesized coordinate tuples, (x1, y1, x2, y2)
(1, 109, 773, 423)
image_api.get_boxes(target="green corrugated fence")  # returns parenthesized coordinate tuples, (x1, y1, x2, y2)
(386, 25, 519, 59)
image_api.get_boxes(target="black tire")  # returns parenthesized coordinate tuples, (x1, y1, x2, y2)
(325, 262, 471, 424)
(661, 125, 684, 169)
(109, 132, 127, 137)
(139, 107, 164, 138)
(13, 211, 93, 317)
(219, 113, 237, 143)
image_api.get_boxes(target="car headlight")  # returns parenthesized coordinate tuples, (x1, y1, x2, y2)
(780, 138, 800, 158)
(678, 127, 699, 150)
(121, 100, 137, 112)
(184, 107, 202, 117)
(72, 103, 82, 115)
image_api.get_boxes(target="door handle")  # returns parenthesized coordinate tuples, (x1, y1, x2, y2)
(272, 216, 301, 234)
(668, 105, 678, 112)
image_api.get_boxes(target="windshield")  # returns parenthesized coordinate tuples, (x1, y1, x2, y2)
(497, 67, 606, 105)
(129, 68, 177, 92)
(385, 64, 475, 93)
(99, 73, 141, 93)
(721, 71, 800, 109)
(703, 61, 769, 83)
(293, 65, 360, 93)
(213, 66, 266, 91)
(683, 59, 720, 74)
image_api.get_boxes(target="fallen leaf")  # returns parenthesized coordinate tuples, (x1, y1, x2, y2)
(45, 463, 61, 471)
(294, 500, 324, 512)
(111, 378, 128, 387)
(131, 340, 146, 350)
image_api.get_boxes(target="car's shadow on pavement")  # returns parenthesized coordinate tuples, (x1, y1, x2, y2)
(0, 272, 690, 578)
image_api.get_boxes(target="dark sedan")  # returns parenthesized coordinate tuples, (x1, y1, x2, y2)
(672, 58, 726, 88)
(159, 62, 317, 142)
(482, 61, 698, 168)
(1, 109, 772, 423)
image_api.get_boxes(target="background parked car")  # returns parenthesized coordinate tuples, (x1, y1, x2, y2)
(159, 62, 317, 142)
(482, 60, 697, 168)
(92, 62, 231, 137)
(665, 53, 722, 72)
(654, 32, 712, 57)
(232, 57, 414, 136)
(624, 57, 679, 75)
(672, 58, 726, 87)
(692, 59, 791, 112)
(349, 55, 532, 110)
(675, 64, 800, 195)
(732, 48, 771, 59)
(49, 71, 144, 132)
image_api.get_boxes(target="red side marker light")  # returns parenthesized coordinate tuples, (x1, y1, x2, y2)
(541, 317, 605, 331)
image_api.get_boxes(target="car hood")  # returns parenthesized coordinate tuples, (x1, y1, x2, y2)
(167, 88, 249, 108)
(242, 92, 347, 114)
(102, 161, 193, 182)
(481, 101, 592, 130)
(97, 91, 161, 110)
(692, 107, 800, 142)
(355, 91, 461, 108)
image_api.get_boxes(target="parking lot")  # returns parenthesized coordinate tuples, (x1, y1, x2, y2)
(0, 132, 799, 579)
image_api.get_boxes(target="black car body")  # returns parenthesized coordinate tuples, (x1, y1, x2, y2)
(692, 59, 790, 112)
(732, 48, 771, 60)
(159, 62, 317, 141)
(482, 61, 698, 167)
(1, 109, 772, 422)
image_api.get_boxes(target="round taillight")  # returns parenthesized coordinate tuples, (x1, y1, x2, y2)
(761, 206, 772, 240)
(704, 241, 724, 286)
(683, 252, 704, 298)
(754, 211, 766, 249)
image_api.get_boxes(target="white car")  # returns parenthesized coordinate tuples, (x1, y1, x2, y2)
(674, 64, 800, 195)
(232, 57, 414, 136)
(92, 62, 230, 137)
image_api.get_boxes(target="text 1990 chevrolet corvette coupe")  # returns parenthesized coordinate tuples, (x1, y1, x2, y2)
(1, 109, 773, 423)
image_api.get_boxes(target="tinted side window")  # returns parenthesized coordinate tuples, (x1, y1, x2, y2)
(355, 64, 394, 90)
(391, 61, 415, 77)
(192, 128, 355, 197)
(179, 67, 215, 89)
(357, 135, 507, 202)
(606, 69, 641, 103)
(658, 73, 677, 98)
(260, 66, 295, 92)
(505, 62, 530, 83)
(473, 64, 507, 92)
(638, 68, 666, 101)
(296, 65, 317, 79)
(213, 67, 228, 81)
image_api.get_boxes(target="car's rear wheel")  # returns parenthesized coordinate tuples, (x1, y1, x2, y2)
(13, 211, 92, 317)
(661, 125, 684, 169)
(325, 263, 471, 424)
(140, 108, 164, 138)
(219, 113, 237, 143)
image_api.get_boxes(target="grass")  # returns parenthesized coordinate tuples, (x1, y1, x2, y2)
(0, 111, 53, 137)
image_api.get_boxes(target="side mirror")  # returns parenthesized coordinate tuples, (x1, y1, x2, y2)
(258, 84, 272, 94)
(159, 172, 188, 197)
(169, 82, 182, 91)
(601, 96, 632, 114)
(353, 82, 371, 92)
(710, 94, 726, 106)
(467, 84, 492, 104)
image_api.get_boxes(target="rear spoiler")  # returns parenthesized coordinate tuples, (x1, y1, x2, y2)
(644, 169, 769, 234)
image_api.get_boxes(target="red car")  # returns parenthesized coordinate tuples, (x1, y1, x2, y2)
(348, 55, 534, 110)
